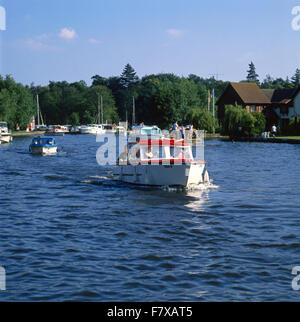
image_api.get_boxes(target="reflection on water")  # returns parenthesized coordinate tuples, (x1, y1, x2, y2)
(0, 135, 300, 301)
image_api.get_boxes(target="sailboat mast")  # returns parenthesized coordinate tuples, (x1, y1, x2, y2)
(132, 96, 136, 126)
(101, 95, 104, 125)
(37, 94, 40, 126)
(97, 94, 101, 124)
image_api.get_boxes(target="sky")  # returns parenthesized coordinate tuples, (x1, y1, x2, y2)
(1, 0, 300, 86)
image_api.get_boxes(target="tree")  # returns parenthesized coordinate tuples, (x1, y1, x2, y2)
(135, 74, 202, 128)
(69, 112, 80, 127)
(291, 69, 300, 87)
(0, 75, 35, 128)
(91, 75, 108, 87)
(247, 62, 259, 83)
(222, 104, 265, 137)
(118, 64, 139, 123)
(186, 108, 218, 133)
(120, 64, 139, 88)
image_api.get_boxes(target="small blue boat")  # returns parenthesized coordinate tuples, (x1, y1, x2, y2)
(29, 137, 58, 155)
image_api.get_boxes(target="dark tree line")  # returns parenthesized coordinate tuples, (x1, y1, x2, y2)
(1, 62, 300, 133)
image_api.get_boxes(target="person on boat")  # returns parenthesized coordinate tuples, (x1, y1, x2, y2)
(180, 126, 185, 139)
(172, 121, 178, 131)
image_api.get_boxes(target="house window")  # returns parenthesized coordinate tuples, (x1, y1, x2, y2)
(250, 105, 256, 112)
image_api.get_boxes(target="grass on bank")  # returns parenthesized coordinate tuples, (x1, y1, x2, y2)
(276, 136, 300, 140)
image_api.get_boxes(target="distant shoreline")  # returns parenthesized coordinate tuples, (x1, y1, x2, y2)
(222, 136, 300, 144)
(12, 131, 46, 138)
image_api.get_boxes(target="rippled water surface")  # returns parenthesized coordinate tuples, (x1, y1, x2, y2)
(1, 135, 300, 301)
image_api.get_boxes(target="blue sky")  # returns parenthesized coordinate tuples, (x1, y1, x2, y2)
(1, 0, 300, 85)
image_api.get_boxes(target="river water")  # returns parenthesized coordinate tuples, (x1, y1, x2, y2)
(0, 134, 300, 301)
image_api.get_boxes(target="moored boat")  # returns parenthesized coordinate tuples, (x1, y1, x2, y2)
(0, 122, 13, 144)
(80, 124, 105, 135)
(45, 125, 67, 136)
(29, 137, 58, 155)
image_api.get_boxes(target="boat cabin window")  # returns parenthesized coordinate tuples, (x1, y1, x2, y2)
(32, 138, 55, 145)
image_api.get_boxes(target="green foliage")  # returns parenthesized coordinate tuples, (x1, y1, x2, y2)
(35, 81, 118, 125)
(68, 112, 80, 127)
(222, 105, 266, 138)
(261, 74, 294, 89)
(1, 63, 276, 133)
(247, 62, 259, 83)
(186, 108, 218, 133)
(291, 69, 300, 87)
(120, 64, 139, 89)
(0, 75, 35, 128)
(135, 74, 205, 129)
(286, 118, 300, 136)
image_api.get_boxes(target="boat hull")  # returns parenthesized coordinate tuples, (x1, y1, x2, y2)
(80, 128, 105, 135)
(0, 134, 13, 144)
(113, 163, 205, 187)
(30, 145, 57, 155)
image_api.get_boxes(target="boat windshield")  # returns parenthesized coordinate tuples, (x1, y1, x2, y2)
(32, 138, 55, 145)
(0, 122, 8, 128)
(132, 126, 162, 137)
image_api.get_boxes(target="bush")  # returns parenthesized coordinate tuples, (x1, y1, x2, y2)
(286, 118, 300, 136)
(186, 108, 219, 133)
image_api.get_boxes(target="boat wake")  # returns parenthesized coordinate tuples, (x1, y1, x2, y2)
(161, 179, 219, 192)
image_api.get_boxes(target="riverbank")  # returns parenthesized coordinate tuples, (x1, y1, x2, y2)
(12, 131, 45, 137)
(223, 137, 300, 144)
(205, 133, 228, 140)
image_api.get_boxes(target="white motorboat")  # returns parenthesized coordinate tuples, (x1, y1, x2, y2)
(80, 124, 105, 135)
(0, 122, 13, 144)
(113, 137, 208, 188)
(131, 125, 162, 138)
(29, 137, 58, 155)
(45, 125, 67, 136)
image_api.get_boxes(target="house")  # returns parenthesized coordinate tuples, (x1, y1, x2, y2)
(262, 88, 297, 131)
(217, 82, 300, 132)
(217, 82, 270, 121)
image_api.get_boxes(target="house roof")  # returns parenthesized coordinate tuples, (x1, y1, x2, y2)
(220, 82, 271, 105)
(270, 88, 297, 105)
(261, 89, 275, 101)
(217, 82, 300, 107)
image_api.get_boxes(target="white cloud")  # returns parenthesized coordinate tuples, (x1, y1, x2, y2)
(166, 28, 184, 38)
(59, 28, 77, 40)
(88, 38, 102, 45)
